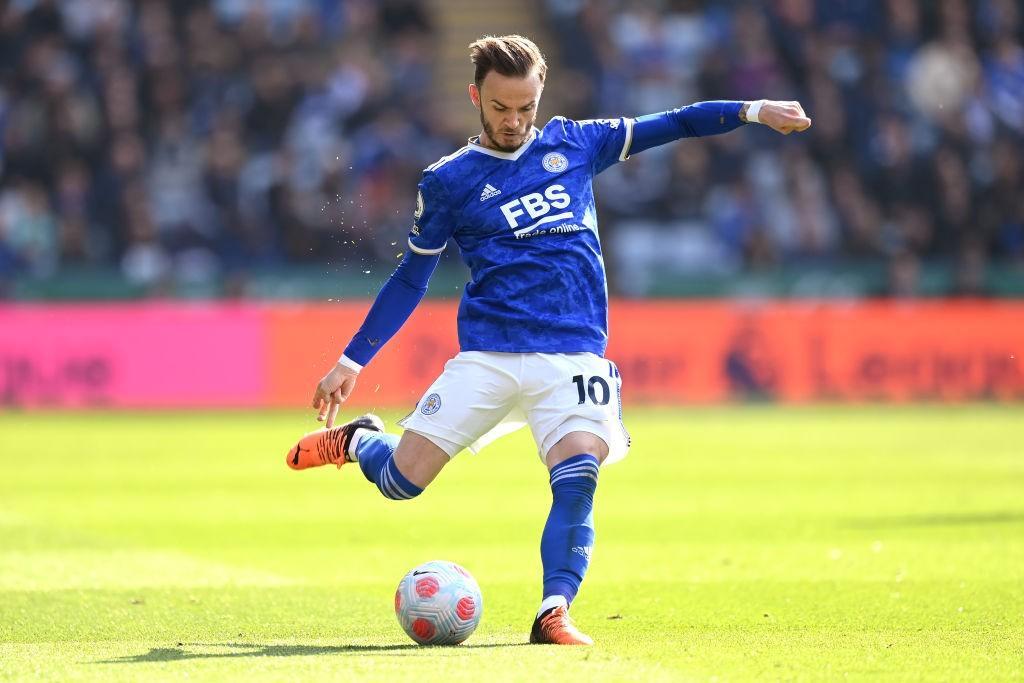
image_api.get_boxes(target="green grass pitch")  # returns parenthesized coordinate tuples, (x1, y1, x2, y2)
(1, 406, 1022, 682)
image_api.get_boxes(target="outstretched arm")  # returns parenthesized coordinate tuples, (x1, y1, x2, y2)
(312, 250, 440, 427)
(629, 99, 811, 156)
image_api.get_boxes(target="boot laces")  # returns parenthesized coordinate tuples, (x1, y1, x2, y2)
(320, 426, 350, 468)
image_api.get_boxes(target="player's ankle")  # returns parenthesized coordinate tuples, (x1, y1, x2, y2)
(347, 427, 371, 461)
(536, 594, 568, 619)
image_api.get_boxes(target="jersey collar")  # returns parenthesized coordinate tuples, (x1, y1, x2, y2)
(467, 128, 538, 160)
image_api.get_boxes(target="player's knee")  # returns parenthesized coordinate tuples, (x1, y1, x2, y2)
(546, 431, 609, 469)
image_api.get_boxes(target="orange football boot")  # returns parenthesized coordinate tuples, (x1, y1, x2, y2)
(529, 606, 594, 646)
(286, 414, 384, 470)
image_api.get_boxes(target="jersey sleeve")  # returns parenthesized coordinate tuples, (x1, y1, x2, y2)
(567, 117, 635, 175)
(407, 171, 456, 255)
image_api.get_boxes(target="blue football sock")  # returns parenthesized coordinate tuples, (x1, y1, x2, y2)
(354, 432, 423, 500)
(540, 453, 599, 609)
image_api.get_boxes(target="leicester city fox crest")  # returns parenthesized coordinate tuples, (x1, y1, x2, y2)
(421, 393, 441, 415)
(542, 152, 568, 173)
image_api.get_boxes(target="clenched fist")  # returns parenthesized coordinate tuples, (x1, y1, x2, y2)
(746, 100, 812, 135)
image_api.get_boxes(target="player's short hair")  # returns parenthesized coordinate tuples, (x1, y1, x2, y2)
(469, 35, 547, 87)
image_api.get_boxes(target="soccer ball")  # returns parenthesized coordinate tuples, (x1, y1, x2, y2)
(394, 560, 483, 645)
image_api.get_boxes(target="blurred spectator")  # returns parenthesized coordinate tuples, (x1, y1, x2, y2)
(0, 178, 58, 276)
(885, 249, 922, 298)
(953, 239, 992, 297)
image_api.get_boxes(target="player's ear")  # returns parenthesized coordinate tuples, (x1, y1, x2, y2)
(468, 83, 481, 110)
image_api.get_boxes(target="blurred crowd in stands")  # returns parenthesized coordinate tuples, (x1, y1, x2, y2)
(1, 0, 1022, 297)
(0, 0, 449, 291)
(549, 0, 1024, 295)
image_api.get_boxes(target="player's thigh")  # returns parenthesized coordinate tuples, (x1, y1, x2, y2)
(546, 431, 608, 469)
(525, 353, 630, 466)
(399, 351, 520, 456)
(392, 430, 451, 489)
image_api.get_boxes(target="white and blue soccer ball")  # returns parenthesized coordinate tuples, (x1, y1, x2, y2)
(394, 560, 483, 645)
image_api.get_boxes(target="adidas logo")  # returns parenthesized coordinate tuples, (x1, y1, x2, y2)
(479, 184, 501, 201)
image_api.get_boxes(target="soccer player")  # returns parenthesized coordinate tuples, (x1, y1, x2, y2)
(286, 35, 811, 645)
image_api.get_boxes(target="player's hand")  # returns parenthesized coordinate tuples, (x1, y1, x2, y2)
(311, 363, 359, 428)
(756, 101, 812, 135)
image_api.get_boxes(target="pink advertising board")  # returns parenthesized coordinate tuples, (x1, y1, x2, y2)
(0, 304, 266, 408)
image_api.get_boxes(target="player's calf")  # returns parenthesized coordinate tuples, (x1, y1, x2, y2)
(356, 429, 452, 501)
(354, 430, 424, 500)
(533, 452, 600, 645)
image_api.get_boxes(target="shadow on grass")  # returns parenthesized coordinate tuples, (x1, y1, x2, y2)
(845, 510, 1024, 528)
(95, 640, 530, 663)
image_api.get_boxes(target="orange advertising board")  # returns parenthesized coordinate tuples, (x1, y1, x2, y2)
(604, 301, 1024, 403)
(267, 301, 460, 411)
(265, 300, 1024, 407)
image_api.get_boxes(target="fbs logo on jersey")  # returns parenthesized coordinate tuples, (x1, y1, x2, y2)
(499, 184, 572, 235)
(479, 184, 501, 202)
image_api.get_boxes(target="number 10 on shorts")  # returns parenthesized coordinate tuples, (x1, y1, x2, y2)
(572, 374, 610, 405)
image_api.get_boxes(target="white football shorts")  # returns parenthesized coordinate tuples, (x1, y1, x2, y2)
(398, 351, 630, 465)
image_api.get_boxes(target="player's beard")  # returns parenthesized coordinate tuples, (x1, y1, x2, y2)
(480, 109, 534, 153)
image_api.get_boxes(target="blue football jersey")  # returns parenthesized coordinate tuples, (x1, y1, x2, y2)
(408, 116, 634, 356)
